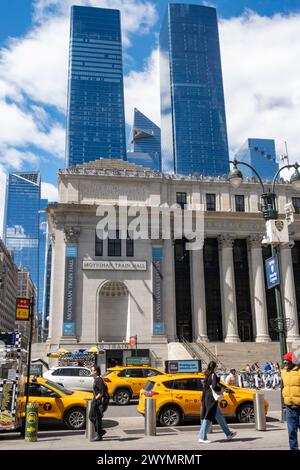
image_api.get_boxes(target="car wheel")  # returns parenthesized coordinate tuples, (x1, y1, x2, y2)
(237, 403, 255, 423)
(113, 389, 131, 406)
(159, 406, 181, 427)
(64, 407, 86, 430)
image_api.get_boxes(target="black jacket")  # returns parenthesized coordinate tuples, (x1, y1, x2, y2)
(201, 373, 222, 421)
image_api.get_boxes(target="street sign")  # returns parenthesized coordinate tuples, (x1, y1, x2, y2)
(265, 255, 280, 289)
(16, 298, 30, 321)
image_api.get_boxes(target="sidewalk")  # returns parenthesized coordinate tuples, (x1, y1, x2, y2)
(0, 414, 290, 450)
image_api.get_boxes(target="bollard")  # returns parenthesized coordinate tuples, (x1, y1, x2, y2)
(145, 398, 156, 436)
(25, 402, 39, 442)
(254, 393, 266, 431)
(86, 399, 96, 442)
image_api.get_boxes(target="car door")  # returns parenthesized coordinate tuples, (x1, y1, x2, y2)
(118, 369, 145, 397)
(219, 382, 238, 417)
(50, 368, 68, 387)
(22, 383, 62, 420)
(171, 378, 202, 416)
(78, 368, 94, 391)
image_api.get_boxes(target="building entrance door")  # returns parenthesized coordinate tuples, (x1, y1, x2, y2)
(178, 320, 193, 342)
(238, 314, 253, 342)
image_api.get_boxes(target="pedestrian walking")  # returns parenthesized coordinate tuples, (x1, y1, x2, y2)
(89, 365, 109, 441)
(281, 352, 300, 451)
(225, 369, 238, 387)
(198, 361, 237, 444)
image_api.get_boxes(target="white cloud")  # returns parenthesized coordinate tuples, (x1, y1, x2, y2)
(0, 101, 65, 158)
(0, 148, 39, 169)
(41, 181, 58, 201)
(219, 12, 300, 161)
(124, 48, 160, 127)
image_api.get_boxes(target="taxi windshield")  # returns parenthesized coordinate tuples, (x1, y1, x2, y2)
(45, 380, 73, 395)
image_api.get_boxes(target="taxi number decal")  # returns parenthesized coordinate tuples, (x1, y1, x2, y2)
(43, 403, 52, 411)
(220, 400, 228, 408)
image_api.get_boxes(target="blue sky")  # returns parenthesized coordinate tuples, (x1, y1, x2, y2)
(0, 0, 300, 233)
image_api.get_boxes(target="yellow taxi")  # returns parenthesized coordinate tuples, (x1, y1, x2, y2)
(103, 365, 165, 405)
(19, 377, 93, 429)
(137, 373, 269, 426)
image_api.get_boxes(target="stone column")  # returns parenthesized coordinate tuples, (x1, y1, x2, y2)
(248, 235, 271, 342)
(280, 242, 300, 341)
(162, 239, 177, 341)
(190, 247, 209, 342)
(218, 235, 240, 342)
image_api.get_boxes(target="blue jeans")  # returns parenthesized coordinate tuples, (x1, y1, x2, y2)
(199, 405, 231, 440)
(286, 406, 300, 451)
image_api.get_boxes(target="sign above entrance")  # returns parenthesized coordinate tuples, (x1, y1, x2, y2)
(83, 260, 147, 271)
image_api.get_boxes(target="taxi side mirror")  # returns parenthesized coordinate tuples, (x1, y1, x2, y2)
(50, 392, 60, 398)
(224, 388, 234, 394)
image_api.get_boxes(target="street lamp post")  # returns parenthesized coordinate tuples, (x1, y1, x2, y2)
(228, 159, 300, 361)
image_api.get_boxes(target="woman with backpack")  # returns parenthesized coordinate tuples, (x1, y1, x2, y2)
(89, 365, 109, 441)
(199, 361, 237, 444)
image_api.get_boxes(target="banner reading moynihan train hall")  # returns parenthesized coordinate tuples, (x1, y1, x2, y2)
(152, 246, 164, 335)
(63, 245, 77, 336)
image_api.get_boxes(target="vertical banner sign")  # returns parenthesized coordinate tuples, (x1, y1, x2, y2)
(63, 245, 77, 335)
(16, 298, 30, 321)
(265, 255, 280, 289)
(152, 246, 164, 335)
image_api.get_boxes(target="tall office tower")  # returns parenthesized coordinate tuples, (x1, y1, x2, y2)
(66, 5, 127, 166)
(127, 108, 161, 171)
(38, 198, 48, 337)
(234, 138, 279, 180)
(4, 172, 41, 292)
(160, 4, 229, 176)
(42, 229, 52, 341)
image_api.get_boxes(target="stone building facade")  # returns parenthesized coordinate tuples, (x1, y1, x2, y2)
(45, 160, 300, 366)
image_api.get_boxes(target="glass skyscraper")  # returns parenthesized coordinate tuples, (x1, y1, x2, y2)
(127, 108, 161, 171)
(160, 4, 229, 176)
(4, 172, 47, 327)
(234, 138, 279, 180)
(4, 172, 41, 290)
(38, 198, 48, 320)
(66, 5, 127, 167)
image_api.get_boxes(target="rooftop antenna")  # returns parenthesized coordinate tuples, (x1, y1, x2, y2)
(279, 140, 290, 166)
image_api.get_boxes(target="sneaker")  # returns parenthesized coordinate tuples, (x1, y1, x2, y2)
(93, 436, 103, 441)
(198, 439, 211, 444)
(227, 432, 237, 440)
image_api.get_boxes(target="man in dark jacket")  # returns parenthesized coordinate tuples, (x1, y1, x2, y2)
(90, 366, 108, 441)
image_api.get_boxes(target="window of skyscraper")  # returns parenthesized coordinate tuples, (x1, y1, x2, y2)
(206, 194, 216, 211)
(235, 195, 245, 212)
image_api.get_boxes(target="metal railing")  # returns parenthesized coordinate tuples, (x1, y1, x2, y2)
(180, 337, 226, 371)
